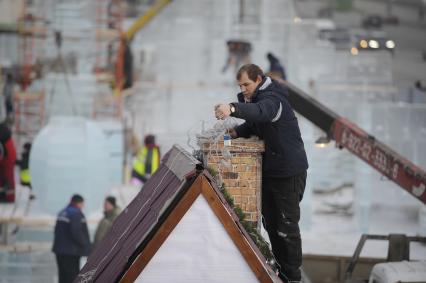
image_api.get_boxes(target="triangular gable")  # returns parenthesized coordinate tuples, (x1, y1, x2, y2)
(76, 146, 279, 283)
(120, 174, 280, 283)
(134, 195, 259, 282)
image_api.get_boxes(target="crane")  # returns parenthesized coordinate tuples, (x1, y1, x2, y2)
(283, 80, 426, 205)
(114, 0, 172, 95)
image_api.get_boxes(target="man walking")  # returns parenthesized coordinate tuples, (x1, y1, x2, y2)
(215, 64, 308, 283)
(52, 194, 91, 283)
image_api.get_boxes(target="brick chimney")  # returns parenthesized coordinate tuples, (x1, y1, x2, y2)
(200, 137, 265, 229)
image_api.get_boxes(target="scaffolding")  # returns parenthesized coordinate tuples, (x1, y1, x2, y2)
(13, 0, 47, 151)
(13, 92, 45, 146)
(92, 0, 125, 120)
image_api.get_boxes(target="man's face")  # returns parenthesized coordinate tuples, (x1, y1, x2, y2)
(104, 201, 114, 212)
(76, 202, 84, 210)
(237, 72, 262, 101)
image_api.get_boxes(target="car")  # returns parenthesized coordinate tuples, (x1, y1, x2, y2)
(350, 30, 395, 54)
(368, 261, 426, 283)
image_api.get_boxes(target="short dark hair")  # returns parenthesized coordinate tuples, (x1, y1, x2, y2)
(71, 194, 84, 204)
(236, 64, 264, 81)
(105, 196, 116, 207)
(144, 134, 155, 145)
(23, 142, 32, 151)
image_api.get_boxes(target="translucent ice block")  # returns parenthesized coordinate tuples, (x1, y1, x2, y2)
(29, 116, 110, 215)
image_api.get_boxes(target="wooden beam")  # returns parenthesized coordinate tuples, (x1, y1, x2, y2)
(200, 176, 275, 283)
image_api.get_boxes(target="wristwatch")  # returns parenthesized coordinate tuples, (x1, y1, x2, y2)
(229, 103, 236, 114)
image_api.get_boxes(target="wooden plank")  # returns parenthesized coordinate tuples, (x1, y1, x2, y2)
(120, 176, 202, 283)
(200, 175, 275, 283)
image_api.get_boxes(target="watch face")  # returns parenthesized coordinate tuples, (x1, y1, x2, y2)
(231, 106, 235, 113)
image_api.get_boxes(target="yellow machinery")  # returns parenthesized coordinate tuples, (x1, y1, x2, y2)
(115, 0, 172, 95)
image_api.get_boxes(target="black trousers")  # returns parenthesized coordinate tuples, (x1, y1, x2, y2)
(262, 171, 307, 283)
(55, 254, 80, 283)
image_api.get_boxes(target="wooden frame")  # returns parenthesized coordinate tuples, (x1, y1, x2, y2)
(120, 174, 277, 283)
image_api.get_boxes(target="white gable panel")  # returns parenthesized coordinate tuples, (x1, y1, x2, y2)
(135, 195, 259, 283)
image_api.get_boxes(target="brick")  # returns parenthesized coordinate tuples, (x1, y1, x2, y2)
(223, 179, 238, 187)
(242, 188, 256, 196)
(238, 180, 249, 188)
(201, 138, 264, 227)
(240, 172, 255, 180)
(247, 203, 257, 211)
(228, 187, 242, 195)
(222, 172, 238, 179)
(233, 195, 242, 203)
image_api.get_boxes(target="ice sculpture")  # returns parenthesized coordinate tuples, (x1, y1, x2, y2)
(29, 116, 110, 215)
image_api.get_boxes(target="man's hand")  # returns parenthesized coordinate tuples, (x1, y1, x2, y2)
(214, 104, 231, 120)
(227, 128, 238, 139)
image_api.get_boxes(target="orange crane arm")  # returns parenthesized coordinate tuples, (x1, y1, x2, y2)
(124, 0, 172, 42)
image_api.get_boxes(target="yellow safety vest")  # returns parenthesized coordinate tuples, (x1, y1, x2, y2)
(133, 146, 159, 177)
(20, 168, 31, 184)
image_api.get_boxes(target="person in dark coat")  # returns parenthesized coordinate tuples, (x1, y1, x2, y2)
(93, 196, 121, 247)
(52, 194, 91, 283)
(215, 64, 308, 283)
(222, 40, 252, 73)
(0, 121, 16, 202)
(266, 52, 287, 81)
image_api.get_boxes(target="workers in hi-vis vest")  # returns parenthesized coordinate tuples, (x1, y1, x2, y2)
(18, 143, 31, 186)
(131, 134, 160, 186)
(16, 142, 35, 200)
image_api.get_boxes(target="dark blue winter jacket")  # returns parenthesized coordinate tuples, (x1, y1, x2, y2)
(52, 205, 91, 256)
(232, 76, 308, 178)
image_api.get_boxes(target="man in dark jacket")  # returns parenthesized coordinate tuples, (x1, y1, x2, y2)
(93, 196, 121, 247)
(52, 194, 91, 283)
(215, 64, 308, 283)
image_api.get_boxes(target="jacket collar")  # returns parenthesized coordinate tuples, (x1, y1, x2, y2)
(237, 76, 272, 102)
(259, 76, 272, 91)
(251, 76, 272, 100)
